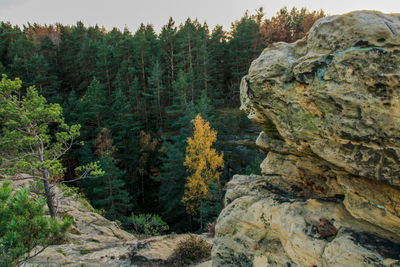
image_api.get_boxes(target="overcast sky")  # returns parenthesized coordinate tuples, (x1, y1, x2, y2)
(0, 0, 399, 33)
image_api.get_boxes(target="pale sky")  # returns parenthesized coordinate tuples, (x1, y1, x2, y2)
(0, 0, 399, 33)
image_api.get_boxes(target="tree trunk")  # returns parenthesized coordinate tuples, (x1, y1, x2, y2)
(43, 171, 56, 218)
(141, 51, 146, 88)
(200, 212, 203, 231)
(38, 137, 57, 218)
(157, 80, 162, 127)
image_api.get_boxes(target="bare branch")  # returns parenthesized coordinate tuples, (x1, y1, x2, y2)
(30, 189, 46, 195)
(52, 168, 96, 187)
(16, 245, 48, 266)
(11, 175, 47, 182)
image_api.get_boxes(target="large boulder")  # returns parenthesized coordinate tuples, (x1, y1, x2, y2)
(213, 11, 400, 267)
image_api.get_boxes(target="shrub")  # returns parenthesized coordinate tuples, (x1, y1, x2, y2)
(0, 181, 71, 266)
(168, 235, 212, 265)
(131, 213, 169, 237)
(244, 155, 263, 175)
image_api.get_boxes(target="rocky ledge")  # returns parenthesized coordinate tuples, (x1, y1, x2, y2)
(5, 180, 137, 267)
(213, 11, 400, 267)
(6, 179, 212, 266)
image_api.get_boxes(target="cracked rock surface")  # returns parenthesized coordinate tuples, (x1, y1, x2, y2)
(213, 11, 400, 267)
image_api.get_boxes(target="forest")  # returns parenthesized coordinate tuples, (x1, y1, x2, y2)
(0, 7, 324, 233)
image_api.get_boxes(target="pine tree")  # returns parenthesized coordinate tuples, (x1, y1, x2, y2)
(207, 25, 227, 103)
(0, 76, 102, 218)
(197, 181, 224, 229)
(78, 77, 107, 133)
(147, 60, 164, 129)
(93, 156, 131, 222)
(85, 128, 132, 222)
(159, 17, 177, 93)
(196, 90, 214, 122)
(166, 69, 189, 130)
(227, 12, 264, 105)
(0, 181, 71, 266)
(157, 140, 190, 232)
(137, 131, 160, 212)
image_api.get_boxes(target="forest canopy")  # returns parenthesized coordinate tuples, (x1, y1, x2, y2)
(0, 7, 324, 232)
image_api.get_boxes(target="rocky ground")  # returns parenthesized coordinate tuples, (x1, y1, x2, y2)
(4, 179, 135, 267)
(130, 234, 212, 267)
(213, 10, 400, 267)
(2, 180, 211, 267)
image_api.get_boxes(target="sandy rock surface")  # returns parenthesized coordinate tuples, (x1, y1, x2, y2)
(214, 11, 400, 267)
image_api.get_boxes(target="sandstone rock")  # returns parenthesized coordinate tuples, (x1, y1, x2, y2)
(130, 234, 213, 266)
(241, 10, 400, 187)
(213, 176, 400, 267)
(17, 183, 137, 267)
(214, 11, 400, 267)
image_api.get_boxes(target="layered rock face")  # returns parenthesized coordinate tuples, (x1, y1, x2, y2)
(213, 11, 400, 267)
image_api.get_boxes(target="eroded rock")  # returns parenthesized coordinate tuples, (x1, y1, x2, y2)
(11, 182, 137, 267)
(214, 11, 400, 267)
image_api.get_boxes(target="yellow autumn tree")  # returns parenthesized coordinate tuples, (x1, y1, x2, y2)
(182, 114, 224, 215)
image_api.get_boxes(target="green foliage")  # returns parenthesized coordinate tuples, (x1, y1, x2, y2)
(168, 235, 211, 265)
(197, 181, 224, 230)
(58, 183, 82, 198)
(90, 156, 132, 222)
(79, 249, 92, 255)
(0, 75, 79, 179)
(0, 181, 71, 266)
(244, 156, 263, 175)
(157, 140, 190, 232)
(131, 213, 169, 237)
(56, 249, 66, 256)
(0, 8, 323, 232)
(0, 75, 102, 218)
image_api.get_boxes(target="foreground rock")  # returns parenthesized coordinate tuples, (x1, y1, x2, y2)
(4, 179, 212, 266)
(131, 234, 212, 266)
(5, 180, 137, 267)
(213, 11, 400, 267)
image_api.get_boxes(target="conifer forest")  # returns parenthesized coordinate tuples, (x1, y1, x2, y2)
(0, 7, 324, 233)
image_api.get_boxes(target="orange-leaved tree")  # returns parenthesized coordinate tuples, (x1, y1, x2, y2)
(182, 114, 224, 215)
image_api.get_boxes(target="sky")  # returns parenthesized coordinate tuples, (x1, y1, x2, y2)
(0, 0, 399, 33)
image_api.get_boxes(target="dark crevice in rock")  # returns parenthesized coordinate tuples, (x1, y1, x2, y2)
(347, 230, 400, 260)
(384, 21, 397, 36)
(257, 183, 302, 203)
(314, 194, 345, 203)
(354, 40, 371, 47)
(260, 117, 284, 141)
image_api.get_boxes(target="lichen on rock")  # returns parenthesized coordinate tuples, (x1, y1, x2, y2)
(213, 11, 400, 267)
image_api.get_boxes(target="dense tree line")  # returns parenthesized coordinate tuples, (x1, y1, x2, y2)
(0, 7, 324, 232)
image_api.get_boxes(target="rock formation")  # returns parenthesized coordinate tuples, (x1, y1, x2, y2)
(213, 11, 400, 267)
(5, 179, 212, 266)
(4, 180, 137, 267)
